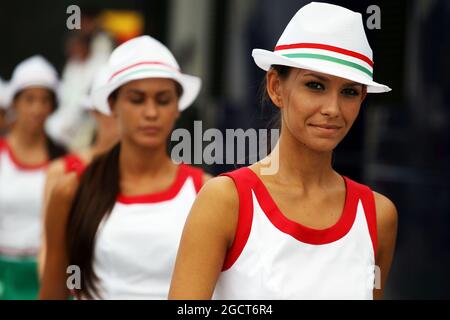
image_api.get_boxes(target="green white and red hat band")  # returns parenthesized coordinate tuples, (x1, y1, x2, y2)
(92, 35, 202, 115)
(252, 3, 391, 93)
(108, 61, 180, 83)
(274, 43, 373, 79)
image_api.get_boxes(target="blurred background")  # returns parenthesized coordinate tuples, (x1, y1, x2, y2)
(0, 0, 449, 299)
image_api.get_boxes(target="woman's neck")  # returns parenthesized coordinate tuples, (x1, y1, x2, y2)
(119, 139, 173, 178)
(8, 125, 47, 149)
(263, 130, 337, 190)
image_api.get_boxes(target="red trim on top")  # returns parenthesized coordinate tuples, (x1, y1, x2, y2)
(357, 183, 378, 258)
(274, 43, 374, 67)
(109, 61, 180, 82)
(245, 168, 359, 245)
(63, 154, 86, 178)
(220, 168, 254, 271)
(183, 165, 205, 193)
(117, 163, 194, 204)
(0, 138, 49, 171)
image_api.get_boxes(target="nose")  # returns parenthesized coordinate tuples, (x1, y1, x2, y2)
(30, 101, 50, 118)
(320, 92, 341, 118)
(143, 100, 159, 120)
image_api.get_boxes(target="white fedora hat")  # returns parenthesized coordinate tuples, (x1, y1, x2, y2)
(93, 35, 202, 115)
(5, 55, 60, 107)
(252, 2, 391, 93)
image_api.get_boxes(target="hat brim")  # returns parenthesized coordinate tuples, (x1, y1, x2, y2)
(252, 49, 391, 93)
(92, 70, 202, 115)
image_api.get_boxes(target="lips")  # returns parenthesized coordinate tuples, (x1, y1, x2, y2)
(308, 123, 343, 134)
(309, 124, 342, 130)
(140, 126, 161, 134)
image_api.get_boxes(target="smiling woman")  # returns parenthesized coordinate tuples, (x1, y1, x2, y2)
(169, 2, 398, 300)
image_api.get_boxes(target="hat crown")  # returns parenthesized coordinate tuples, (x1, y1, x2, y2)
(108, 35, 180, 72)
(92, 35, 202, 115)
(11, 55, 58, 86)
(276, 2, 372, 59)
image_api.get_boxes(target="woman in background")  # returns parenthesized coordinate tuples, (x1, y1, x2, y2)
(0, 56, 66, 299)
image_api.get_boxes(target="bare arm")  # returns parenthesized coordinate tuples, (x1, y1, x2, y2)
(169, 176, 238, 299)
(38, 160, 65, 277)
(39, 174, 78, 300)
(373, 192, 398, 300)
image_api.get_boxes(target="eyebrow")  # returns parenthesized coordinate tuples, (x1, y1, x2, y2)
(302, 73, 362, 87)
(126, 89, 146, 95)
(126, 88, 174, 96)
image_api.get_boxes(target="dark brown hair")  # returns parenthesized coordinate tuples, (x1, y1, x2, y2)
(66, 142, 120, 299)
(260, 65, 292, 131)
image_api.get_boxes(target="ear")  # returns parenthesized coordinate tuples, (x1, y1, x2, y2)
(266, 69, 284, 109)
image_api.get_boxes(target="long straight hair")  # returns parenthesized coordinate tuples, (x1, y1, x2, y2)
(259, 65, 292, 153)
(66, 143, 121, 299)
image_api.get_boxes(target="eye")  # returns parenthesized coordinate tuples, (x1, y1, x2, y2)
(156, 94, 174, 106)
(24, 95, 35, 104)
(305, 81, 325, 91)
(128, 95, 145, 104)
(341, 88, 360, 96)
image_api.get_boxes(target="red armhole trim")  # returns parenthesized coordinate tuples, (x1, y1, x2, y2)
(220, 169, 254, 271)
(187, 165, 204, 193)
(63, 154, 85, 177)
(0, 139, 5, 157)
(359, 185, 378, 258)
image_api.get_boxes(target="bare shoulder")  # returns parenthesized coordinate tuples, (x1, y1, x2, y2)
(46, 159, 66, 181)
(189, 176, 240, 244)
(373, 191, 398, 229)
(195, 176, 239, 212)
(51, 172, 80, 203)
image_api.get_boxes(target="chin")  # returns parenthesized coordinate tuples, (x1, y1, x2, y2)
(135, 136, 165, 149)
(305, 139, 339, 153)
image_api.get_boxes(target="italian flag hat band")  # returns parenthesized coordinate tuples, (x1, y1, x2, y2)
(113, 67, 176, 83)
(109, 61, 179, 82)
(274, 43, 374, 78)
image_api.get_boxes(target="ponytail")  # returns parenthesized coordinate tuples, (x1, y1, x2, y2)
(66, 143, 121, 299)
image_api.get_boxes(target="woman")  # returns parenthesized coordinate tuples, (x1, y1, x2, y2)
(39, 35, 210, 300)
(169, 3, 398, 300)
(38, 67, 119, 277)
(0, 56, 66, 300)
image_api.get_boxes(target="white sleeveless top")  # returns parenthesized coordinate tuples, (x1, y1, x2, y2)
(0, 139, 48, 257)
(91, 164, 204, 300)
(213, 167, 378, 300)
